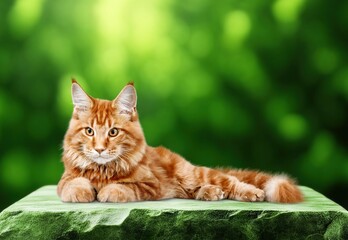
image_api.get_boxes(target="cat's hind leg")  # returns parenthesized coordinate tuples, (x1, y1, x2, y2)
(222, 169, 303, 203)
(191, 167, 265, 202)
(228, 181, 265, 202)
(194, 184, 225, 201)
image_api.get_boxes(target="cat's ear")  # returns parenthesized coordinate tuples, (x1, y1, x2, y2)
(113, 83, 137, 117)
(71, 79, 93, 111)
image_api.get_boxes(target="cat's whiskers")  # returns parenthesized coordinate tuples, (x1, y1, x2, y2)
(65, 147, 93, 169)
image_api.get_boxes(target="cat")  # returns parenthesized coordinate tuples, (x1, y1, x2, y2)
(57, 80, 303, 203)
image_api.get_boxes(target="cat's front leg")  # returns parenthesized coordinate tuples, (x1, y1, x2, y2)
(97, 182, 159, 202)
(59, 177, 96, 203)
(97, 183, 137, 202)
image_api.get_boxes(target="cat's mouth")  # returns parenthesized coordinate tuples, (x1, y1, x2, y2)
(92, 156, 116, 165)
(83, 148, 121, 165)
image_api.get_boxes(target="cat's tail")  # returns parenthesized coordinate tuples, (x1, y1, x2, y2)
(222, 169, 303, 203)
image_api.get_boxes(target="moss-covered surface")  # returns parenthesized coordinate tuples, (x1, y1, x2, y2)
(0, 186, 347, 239)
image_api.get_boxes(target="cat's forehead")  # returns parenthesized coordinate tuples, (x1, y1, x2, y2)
(89, 99, 116, 126)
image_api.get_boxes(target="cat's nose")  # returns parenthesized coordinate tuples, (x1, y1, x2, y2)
(95, 148, 105, 154)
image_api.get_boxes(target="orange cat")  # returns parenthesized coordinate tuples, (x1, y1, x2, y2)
(57, 80, 303, 203)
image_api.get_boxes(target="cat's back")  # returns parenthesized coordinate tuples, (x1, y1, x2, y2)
(145, 145, 193, 178)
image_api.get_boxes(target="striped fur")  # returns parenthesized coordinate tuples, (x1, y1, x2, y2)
(57, 81, 303, 203)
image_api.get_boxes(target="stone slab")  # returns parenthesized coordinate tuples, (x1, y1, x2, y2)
(0, 186, 347, 239)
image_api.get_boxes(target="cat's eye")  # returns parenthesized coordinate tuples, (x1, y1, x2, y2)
(108, 128, 119, 137)
(85, 127, 94, 136)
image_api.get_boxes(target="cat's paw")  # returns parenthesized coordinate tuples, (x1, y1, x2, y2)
(234, 183, 265, 202)
(60, 177, 95, 203)
(195, 185, 225, 201)
(97, 184, 136, 203)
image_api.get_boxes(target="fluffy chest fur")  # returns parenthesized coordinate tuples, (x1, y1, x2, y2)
(62, 145, 197, 199)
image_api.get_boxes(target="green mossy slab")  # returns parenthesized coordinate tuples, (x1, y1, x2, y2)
(0, 186, 347, 239)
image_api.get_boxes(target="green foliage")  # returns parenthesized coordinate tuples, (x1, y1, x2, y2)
(0, 0, 347, 210)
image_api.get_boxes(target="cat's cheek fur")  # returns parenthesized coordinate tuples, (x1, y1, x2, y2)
(60, 177, 96, 203)
(97, 184, 137, 202)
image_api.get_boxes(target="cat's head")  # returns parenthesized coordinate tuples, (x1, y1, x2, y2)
(63, 80, 146, 170)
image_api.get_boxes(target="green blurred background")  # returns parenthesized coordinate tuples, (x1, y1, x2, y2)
(1, 0, 347, 210)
